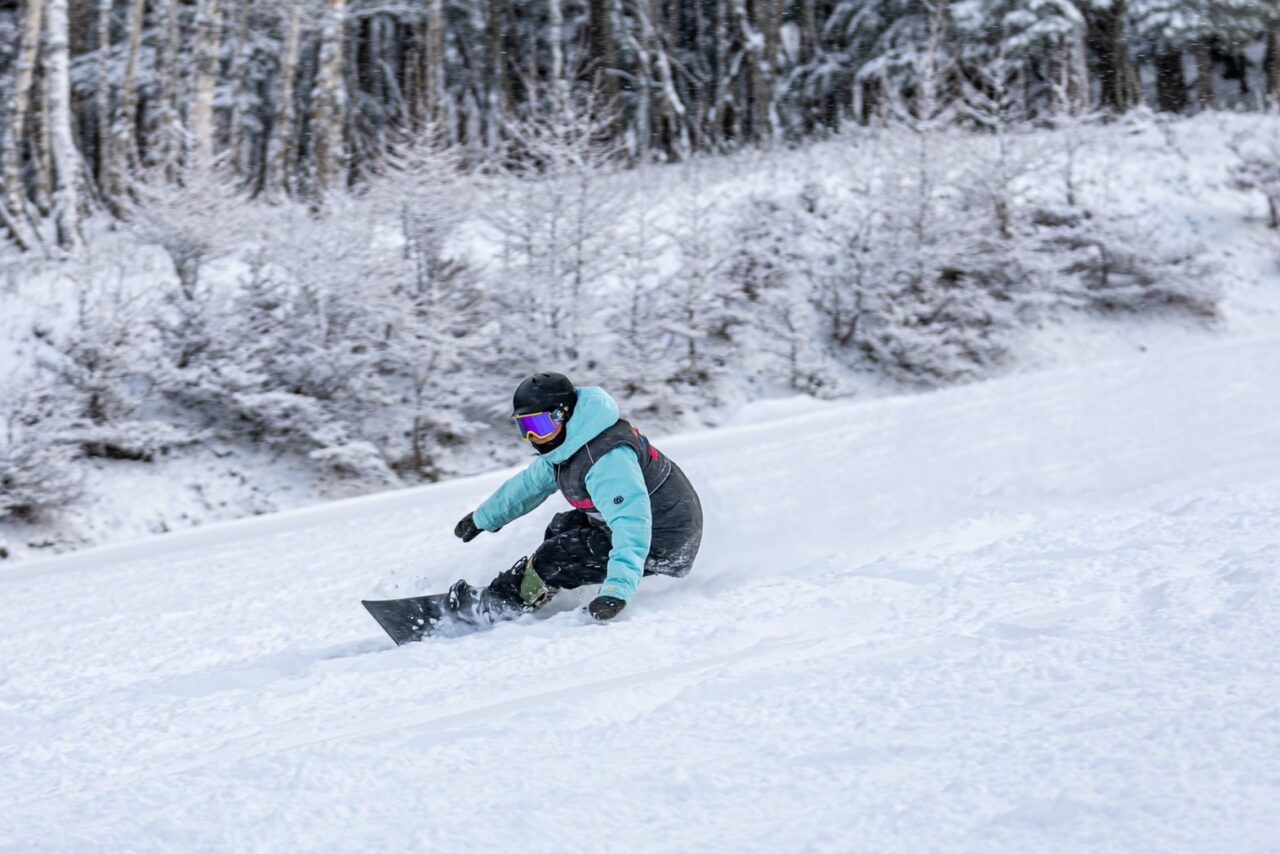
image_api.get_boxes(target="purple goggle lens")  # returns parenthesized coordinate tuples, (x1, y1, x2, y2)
(514, 411, 562, 441)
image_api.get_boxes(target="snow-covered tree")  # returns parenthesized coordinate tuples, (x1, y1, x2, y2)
(601, 169, 673, 416)
(0, 0, 1275, 251)
(0, 428, 81, 522)
(127, 164, 246, 298)
(659, 162, 735, 394)
(138, 199, 401, 486)
(1055, 216, 1222, 319)
(959, 52, 1041, 239)
(724, 193, 831, 394)
(1130, 0, 1277, 110)
(486, 102, 625, 369)
(365, 136, 488, 478)
(1229, 126, 1280, 228)
(951, 0, 1086, 114)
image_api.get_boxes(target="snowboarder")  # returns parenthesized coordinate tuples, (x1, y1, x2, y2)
(449, 372, 703, 624)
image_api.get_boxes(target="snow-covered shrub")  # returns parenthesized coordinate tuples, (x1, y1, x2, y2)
(364, 137, 490, 478)
(823, 61, 1038, 385)
(485, 104, 626, 371)
(308, 441, 397, 483)
(1229, 127, 1280, 229)
(724, 194, 838, 395)
(1050, 218, 1221, 320)
(57, 421, 199, 463)
(127, 164, 246, 296)
(649, 165, 738, 404)
(129, 173, 499, 485)
(0, 397, 82, 522)
(848, 127, 1033, 385)
(140, 201, 404, 484)
(41, 270, 162, 453)
(597, 172, 671, 416)
(0, 441, 81, 522)
(370, 133, 472, 289)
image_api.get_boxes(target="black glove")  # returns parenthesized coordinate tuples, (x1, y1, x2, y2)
(588, 595, 626, 622)
(454, 512, 482, 543)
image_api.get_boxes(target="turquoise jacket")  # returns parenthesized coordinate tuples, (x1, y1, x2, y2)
(472, 388, 652, 602)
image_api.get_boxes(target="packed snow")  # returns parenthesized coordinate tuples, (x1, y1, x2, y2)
(2, 325, 1278, 850)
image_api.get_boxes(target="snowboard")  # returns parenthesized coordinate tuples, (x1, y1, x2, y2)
(362, 594, 454, 645)
(363, 586, 523, 645)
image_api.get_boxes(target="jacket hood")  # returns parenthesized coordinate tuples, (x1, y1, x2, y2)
(539, 387, 619, 465)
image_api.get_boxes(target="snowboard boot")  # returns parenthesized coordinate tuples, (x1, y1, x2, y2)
(445, 557, 556, 626)
(486, 555, 558, 614)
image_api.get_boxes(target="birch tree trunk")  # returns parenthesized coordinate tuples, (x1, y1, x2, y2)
(643, 0, 687, 154)
(1193, 39, 1215, 110)
(96, 0, 113, 189)
(35, 67, 54, 214)
(730, 0, 751, 141)
(3, 0, 47, 217)
(656, 0, 688, 151)
(1264, 27, 1279, 109)
(311, 0, 348, 196)
(710, 0, 730, 145)
(748, 0, 779, 142)
(586, 0, 619, 116)
(798, 0, 820, 131)
(112, 0, 145, 199)
(631, 4, 655, 152)
(190, 0, 226, 167)
(266, 0, 302, 195)
(548, 0, 566, 108)
(46, 0, 80, 247)
(485, 0, 513, 143)
(426, 0, 446, 125)
(1065, 25, 1090, 114)
(154, 0, 184, 173)
(226, 0, 253, 178)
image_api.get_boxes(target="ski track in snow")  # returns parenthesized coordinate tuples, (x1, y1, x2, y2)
(2, 335, 1280, 851)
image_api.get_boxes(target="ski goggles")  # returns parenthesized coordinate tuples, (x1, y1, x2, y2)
(513, 410, 564, 442)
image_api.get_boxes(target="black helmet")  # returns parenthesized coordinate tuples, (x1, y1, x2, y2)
(512, 372, 577, 417)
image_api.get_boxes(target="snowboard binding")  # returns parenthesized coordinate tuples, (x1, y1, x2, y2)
(363, 557, 554, 645)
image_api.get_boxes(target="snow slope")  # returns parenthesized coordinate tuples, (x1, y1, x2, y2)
(2, 333, 1279, 851)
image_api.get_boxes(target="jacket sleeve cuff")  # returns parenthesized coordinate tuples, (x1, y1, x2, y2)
(597, 580, 636, 602)
(472, 506, 500, 532)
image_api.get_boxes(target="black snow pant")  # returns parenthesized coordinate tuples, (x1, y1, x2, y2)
(490, 459, 703, 599)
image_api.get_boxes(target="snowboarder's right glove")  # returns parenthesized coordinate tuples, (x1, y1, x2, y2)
(588, 595, 626, 622)
(454, 512, 482, 542)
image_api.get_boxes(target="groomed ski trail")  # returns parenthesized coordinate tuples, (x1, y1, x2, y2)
(1, 334, 1278, 852)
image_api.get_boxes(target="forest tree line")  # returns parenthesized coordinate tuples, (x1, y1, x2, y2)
(1, 0, 1279, 253)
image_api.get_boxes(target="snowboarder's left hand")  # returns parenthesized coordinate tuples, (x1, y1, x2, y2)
(588, 595, 625, 622)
